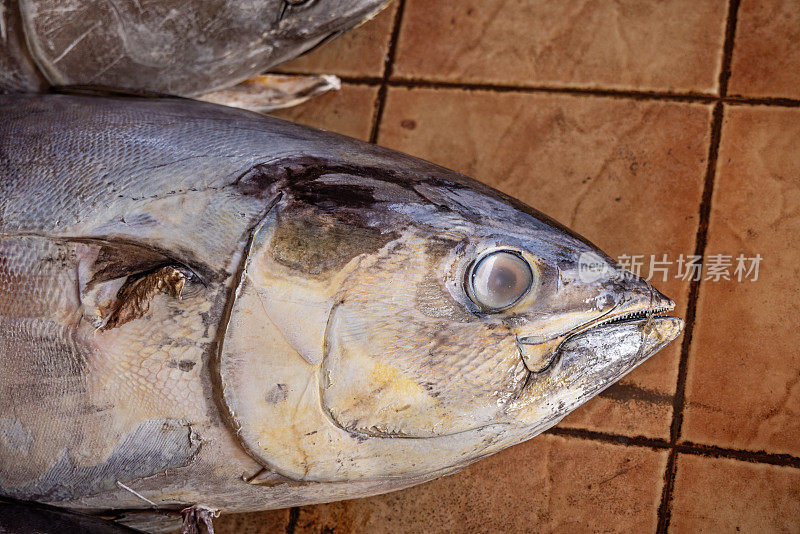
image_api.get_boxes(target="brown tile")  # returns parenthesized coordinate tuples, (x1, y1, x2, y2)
(276, 1, 397, 78)
(683, 106, 800, 455)
(393, 0, 727, 93)
(379, 87, 711, 438)
(564, 378, 675, 439)
(283, 435, 667, 533)
(269, 83, 378, 141)
(728, 0, 800, 99)
(671, 454, 800, 533)
(216, 508, 288, 534)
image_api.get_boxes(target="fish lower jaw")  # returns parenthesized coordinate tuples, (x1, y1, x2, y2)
(507, 315, 684, 427)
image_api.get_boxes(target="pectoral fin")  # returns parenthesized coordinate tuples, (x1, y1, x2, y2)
(196, 74, 341, 113)
(102, 266, 187, 330)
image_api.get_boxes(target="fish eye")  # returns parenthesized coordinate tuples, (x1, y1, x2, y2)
(467, 250, 534, 312)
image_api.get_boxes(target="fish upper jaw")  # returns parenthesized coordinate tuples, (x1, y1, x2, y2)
(515, 336, 565, 373)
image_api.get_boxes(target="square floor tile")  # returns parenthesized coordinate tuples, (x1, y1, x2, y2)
(276, 1, 397, 78)
(728, 0, 800, 99)
(671, 454, 800, 532)
(565, 378, 677, 440)
(215, 508, 288, 534)
(393, 0, 728, 93)
(682, 105, 800, 455)
(379, 87, 711, 438)
(269, 83, 378, 141)
(225, 435, 666, 533)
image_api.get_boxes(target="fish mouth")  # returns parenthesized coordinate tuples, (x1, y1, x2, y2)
(571, 301, 677, 337)
(516, 288, 679, 374)
(553, 313, 684, 392)
(507, 302, 684, 428)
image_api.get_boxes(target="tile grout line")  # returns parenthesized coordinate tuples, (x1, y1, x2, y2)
(674, 442, 800, 469)
(717, 0, 742, 99)
(285, 507, 299, 534)
(368, 0, 407, 144)
(548, 427, 670, 451)
(654, 101, 723, 534)
(351, 76, 716, 103)
(548, 427, 800, 469)
(328, 77, 800, 108)
(723, 95, 800, 107)
(656, 1, 741, 532)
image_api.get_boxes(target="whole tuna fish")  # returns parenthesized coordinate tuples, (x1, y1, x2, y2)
(0, 93, 683, 532)
(0, 0, 389, 109)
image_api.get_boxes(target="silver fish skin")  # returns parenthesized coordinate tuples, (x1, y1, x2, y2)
(0, 93, 683, 530)
(0, 0, 389, 95)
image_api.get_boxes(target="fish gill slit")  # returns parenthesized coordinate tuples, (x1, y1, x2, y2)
(208, 192, 283, 456)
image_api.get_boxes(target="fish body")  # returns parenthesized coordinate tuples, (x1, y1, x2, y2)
(0, 0, 389, 95)
(0, 93, 682, 531)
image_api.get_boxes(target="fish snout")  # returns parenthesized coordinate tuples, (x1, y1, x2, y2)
(620, 273, 675, 314)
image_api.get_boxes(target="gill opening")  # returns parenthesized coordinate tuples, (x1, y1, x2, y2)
(211, 192, 283, 466)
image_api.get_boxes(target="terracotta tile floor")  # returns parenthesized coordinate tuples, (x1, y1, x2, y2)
(217, 1, 800, 532)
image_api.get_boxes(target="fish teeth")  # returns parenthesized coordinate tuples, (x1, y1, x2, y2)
(595, 305, 672, 328)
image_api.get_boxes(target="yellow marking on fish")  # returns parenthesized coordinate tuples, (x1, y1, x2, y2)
(369, 361, 428, 398)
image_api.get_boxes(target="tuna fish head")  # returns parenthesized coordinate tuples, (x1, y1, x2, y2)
(218, 154, 683, 484)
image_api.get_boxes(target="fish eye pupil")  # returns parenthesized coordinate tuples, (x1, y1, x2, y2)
(489, 266, 517, 291)
(468, 250, 533, 311)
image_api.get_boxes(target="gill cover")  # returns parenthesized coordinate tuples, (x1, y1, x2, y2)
(216, 177, 518, 482)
